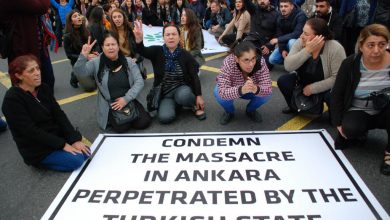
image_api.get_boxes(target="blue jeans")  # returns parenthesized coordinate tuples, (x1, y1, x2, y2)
(269, 39, 297, 65)
(214, 86, 271, 113)
(158, 85, 195, 124)
(40, 150, 89, 172)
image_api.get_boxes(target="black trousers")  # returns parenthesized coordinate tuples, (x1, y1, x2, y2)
(340, 106, 390, 151)
(108, 100, 152, 133)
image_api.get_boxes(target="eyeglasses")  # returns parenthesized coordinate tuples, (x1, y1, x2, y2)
(239, 56, 257, 64)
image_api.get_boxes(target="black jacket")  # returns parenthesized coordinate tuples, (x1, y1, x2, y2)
(276, 6, 307, 52)
(136, 42, 202, 96)
(142, 6, 163, 26)
(330, 53, 362, 127)
(312, 10, 343, 42)
(245, 0, 278, 46)
(2, 84, 82, 165)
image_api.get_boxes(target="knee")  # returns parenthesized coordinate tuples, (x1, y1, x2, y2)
(64, 154, 86, 172)
(158, 110, 176, 124)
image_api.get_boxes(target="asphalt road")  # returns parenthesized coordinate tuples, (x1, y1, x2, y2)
(0, 47, 389, 219)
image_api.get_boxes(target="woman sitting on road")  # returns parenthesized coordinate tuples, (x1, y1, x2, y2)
(2, 55, 90, 172)
(180, 8, 205, 71)
(74, 31, 151, 133)
(330, 24, 390, 175)
(278, 18, 346, 114)
(215, 40, 272, 125)
(134, 21, 206, 124)
(64, 9, 99, 90)
(218, 0, 250, 47)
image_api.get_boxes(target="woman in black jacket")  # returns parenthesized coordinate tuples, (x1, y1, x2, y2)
(134, 21, 206, 124)
(330, 24, 390, 175)
(2, 55, 90, 172)
(64, 9, 98, 89)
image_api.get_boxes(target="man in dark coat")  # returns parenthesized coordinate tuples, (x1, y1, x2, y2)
(312, 0, 343, 43)
(0, 0, 56, 91)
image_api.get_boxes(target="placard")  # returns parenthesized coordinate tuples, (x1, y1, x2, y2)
(42, 130, 389, 220)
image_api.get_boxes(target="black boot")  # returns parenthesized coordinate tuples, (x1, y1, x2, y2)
(70, 72, 78, 88)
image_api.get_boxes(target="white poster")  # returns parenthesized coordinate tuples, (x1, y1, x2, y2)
(42, 130, 389, 220)
(141, 25, 229, 54)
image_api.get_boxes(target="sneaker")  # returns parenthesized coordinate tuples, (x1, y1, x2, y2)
(380, 151, 390, 175)
(219, 112, 234, 125)
(246, 110, 263, 123)
(0, 118, 7, 132)
(70, 74, 79, 88)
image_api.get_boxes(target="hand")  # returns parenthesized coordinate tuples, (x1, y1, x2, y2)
(242, 77, 257, 94)
(282, 50, 288, 58)
(303, 85, 312, 96)
(337, 126, 347, 139)
(63, 143, 82, 155)
(72, 141, 91, 156)
(133, 20, 144, 43)
(261, 46, 270, 55)
(305, 35, 325, 54)
(81, 36, 97, 58)
(196, 96, 205, 111)
(110, 97, 128, 111)
(218, 35, 223, 43)
(270, 38, 278, 45)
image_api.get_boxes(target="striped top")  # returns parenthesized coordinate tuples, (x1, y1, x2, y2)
(350, 58, 390, 114)
(162, 59, 185, 96)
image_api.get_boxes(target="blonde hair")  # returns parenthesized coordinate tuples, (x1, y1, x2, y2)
(358, 24, 390, 48)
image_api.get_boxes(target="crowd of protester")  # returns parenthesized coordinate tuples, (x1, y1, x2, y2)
(0, 0, 389, 175)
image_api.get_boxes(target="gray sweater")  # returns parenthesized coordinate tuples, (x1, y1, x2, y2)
(284, 39, 346, 94)
(74, 55, 144, 129)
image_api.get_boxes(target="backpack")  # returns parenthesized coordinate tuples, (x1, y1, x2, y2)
(0, 21, 15, 59)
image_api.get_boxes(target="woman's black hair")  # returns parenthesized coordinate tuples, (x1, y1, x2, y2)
(230, 39, 261, 76)
(305, 18, 334, 40)
(97, 30, 130, 83)
(162, 23, 181, 37)
(229, 39, 257, 57)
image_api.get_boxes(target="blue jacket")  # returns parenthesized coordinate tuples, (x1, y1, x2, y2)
(50, 0, 74, 27)
(276, 5, 307, 52)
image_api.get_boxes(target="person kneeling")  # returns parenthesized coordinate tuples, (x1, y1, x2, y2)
(74, 31, 152, 133)
(215, 40, 272, 125)
(2, 55, 90, 172)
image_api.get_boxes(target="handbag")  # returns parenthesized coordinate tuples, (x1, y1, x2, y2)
(290, 85, 323, 114)
(98, 89, 139, 126)
(110, 101, 139, 126)
(370, 87, 390, 110)
(146, 84, 162, 112)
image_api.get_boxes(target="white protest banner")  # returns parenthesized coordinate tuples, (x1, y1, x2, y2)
(141, 25, 229, 54)
(42, 130, 389, 220)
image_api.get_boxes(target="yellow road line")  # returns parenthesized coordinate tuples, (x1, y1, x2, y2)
(51, 59, 69, 65)
(200, 65, 220, 73)
(205, 52, 227, 61)
(57, 91, 97, 105)
(0, 71, 11, 89)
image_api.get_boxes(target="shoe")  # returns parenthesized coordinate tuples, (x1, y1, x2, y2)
(70, 74, 79, 88)
(334, 133, 349, 150)
(0, 118, 7, 132)
(380, 151, 390, 175)
(219, 112, 234, 125)
(194, 109, 206, 121)
(246, 110, 263, 123)
(282, 106, 296, 114)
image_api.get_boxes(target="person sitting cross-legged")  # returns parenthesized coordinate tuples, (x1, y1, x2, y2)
(215, 40, 272, 125)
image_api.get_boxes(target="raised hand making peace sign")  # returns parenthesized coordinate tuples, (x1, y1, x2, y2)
(133, 20, 144, 44)
(81, 36, 97, 58)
